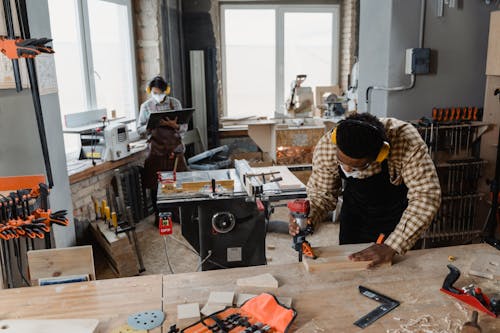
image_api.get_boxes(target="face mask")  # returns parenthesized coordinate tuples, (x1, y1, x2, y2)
(340, 164, 362, 178)
(152, 93, 166, 103)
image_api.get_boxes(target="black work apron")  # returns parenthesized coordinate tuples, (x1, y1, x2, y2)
(339, 161, 408, 244)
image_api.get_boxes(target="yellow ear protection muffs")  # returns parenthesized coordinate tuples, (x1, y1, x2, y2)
(331, 120, 390, 163)
(146, 76, 171, 95)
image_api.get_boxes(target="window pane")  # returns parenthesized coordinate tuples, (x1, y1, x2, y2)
(87, 0, 135, 119)
(284, 12, 334, 102)
(48, 0, 86, 154)
(224, 9, 275, 118)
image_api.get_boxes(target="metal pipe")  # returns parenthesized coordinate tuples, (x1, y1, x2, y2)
(365, 0, 426, 112)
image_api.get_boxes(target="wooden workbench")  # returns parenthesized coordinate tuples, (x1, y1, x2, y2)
(163, 244, 500, 332)
(0, 244, 498, 332)
(0, 275, 163, 333)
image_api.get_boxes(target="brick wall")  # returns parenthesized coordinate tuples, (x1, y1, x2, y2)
(340, 0, 358, 92)
(133, 0, 163, 104)
(70, 153, 147, 223)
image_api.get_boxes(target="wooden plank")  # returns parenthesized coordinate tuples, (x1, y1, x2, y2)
(177, 303, 200, 329)
(302, 244, 381, 273)
(247, 123, 276, 160)
(27, 246, 95, 285)
(0, 319, 99, 333)
(236, 273, 279, 289)
(0, 275, 163, 333)
(486, 11, 500, 75)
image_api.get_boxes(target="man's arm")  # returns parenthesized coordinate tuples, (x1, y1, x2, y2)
(306, 134, 343, 228)
(384, 139, 441, 255)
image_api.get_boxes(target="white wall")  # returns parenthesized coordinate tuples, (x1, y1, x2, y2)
(0, 0, 75, 247)
(359, 0, 494, 120)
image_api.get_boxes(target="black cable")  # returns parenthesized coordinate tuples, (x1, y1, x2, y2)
(12, 240, 30, 286)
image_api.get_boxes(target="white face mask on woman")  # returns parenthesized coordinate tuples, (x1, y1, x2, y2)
(340, 164, 362, 178)
(152, 93, 166, 103)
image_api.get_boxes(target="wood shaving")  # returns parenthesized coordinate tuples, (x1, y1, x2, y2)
(387, 313, 464, 333)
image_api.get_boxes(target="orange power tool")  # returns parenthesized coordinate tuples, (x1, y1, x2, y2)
(288, 199, 316, 262)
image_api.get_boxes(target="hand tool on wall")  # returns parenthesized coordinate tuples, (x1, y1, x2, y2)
(461, 311, 482, 333)
(353, 286, 400, 328)
(440, 264, 499, 317)
(288, 199, 316, 262)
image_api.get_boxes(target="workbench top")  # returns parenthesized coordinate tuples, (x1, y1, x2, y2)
(163, 243, 500, 332)
(0, 244, 498, 332)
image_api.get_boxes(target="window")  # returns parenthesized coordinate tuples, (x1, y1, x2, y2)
(48, 0, 137, 155)
(221, 4, 339, 119)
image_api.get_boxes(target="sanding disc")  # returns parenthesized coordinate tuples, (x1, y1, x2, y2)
(110, 324, 146, 333)
(127, 310, 165, 331)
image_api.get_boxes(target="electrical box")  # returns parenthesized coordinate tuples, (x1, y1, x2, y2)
(405, 48, 431, 74)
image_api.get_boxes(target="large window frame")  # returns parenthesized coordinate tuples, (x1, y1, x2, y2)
(76, 0, 138, 113)
(220, 4, 340, 118)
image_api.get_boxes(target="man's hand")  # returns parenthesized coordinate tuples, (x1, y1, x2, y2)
(348, 244, 396, 268)
(159, 116, 179, 129)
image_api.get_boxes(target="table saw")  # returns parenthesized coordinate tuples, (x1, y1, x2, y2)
(157, 160, 306, 271)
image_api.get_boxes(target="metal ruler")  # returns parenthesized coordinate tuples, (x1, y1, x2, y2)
(354, 286, 400, 329)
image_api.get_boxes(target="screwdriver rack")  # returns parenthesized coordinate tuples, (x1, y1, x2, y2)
(412, 121, 490, 246)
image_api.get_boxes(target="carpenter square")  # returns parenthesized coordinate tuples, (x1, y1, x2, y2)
(354, 286, 400, 329)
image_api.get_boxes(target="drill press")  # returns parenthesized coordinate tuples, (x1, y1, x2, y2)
(288, 199, 316, 262)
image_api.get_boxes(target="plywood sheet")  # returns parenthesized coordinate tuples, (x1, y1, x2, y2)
(27, 246, 95, 285)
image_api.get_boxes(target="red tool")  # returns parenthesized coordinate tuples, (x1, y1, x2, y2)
(288, 199, 316, 262)
(159, 212, 173, 236)
(440, 264, 499, 318)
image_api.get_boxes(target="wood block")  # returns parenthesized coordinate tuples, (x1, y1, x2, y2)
(207, 291, 234, 306)
(236, 273, 279, 289)
(177, 303, 200, 328)
(469, 254, 500, 280)
(235, 293, 257, 307)
(277, 296, 293, 308)
(27, 245, 95, 285)
(302, 244, 391, 273)
(0, 319, 99, 333)
(200, 303, 226, 316)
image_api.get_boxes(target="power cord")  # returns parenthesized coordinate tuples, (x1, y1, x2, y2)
(163, 236, 175, 274)
(168, 235, 228, 270)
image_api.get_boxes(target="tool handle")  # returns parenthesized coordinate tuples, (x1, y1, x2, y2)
(443, 264, 461, 294)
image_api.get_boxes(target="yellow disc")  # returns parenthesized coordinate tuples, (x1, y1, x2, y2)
(110, 324, 147, 333)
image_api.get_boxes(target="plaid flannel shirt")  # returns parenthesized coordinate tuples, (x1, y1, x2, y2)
(137, 96, 186, 153)
(307, 117, 441, 254)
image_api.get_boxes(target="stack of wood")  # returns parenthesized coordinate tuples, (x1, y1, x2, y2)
(89, 220, 142, 277)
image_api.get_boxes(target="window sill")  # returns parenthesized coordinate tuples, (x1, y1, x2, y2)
(68, 144, 148, 185)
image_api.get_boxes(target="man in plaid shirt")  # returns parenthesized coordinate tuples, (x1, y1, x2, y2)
(289, 113, 441, 266)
